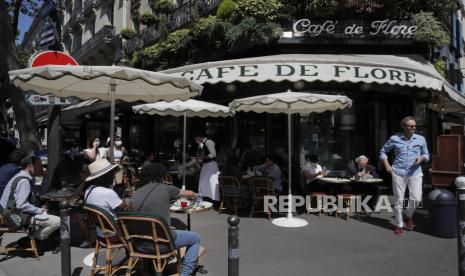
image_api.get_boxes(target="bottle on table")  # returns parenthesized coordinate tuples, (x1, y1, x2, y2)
(195, 192, 203, 207)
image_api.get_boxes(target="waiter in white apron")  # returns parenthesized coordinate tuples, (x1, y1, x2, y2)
(195, 134, 220, 202)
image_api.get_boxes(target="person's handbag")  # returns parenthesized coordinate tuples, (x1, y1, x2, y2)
(3, 176, 32, 231)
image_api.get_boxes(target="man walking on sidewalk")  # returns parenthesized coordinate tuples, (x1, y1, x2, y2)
(380, 116, 429, 236)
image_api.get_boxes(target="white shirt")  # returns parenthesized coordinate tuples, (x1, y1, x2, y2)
(83, 147, 106, 161)
(84, 185, 122, 218)
(302, 162, 322, 183)
(201, 138, 216, 158)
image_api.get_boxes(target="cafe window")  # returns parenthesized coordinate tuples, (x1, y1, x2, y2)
(299, 107, 360, 173)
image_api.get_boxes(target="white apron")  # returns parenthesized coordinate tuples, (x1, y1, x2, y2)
(198, 161, 220, 201)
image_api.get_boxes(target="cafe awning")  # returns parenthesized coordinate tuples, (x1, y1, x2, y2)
(162, 54, 465, 112)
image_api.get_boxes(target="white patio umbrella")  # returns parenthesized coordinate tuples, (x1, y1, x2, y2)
(9, 65, 203, 161)
(132, 99, 234, 189)
(229, 90, 352, 228)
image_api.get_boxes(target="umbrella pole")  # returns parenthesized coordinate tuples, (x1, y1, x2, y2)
(287, 104, 292, 219)
(109, 81, 116, 163)
(271, 102, 307, 228)
(182, 111, 187, 190)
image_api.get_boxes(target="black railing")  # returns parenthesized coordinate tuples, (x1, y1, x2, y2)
(72, 25, 115, 61)
(114, 0, 220, 62)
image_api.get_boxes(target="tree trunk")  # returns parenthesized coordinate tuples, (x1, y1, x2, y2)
(0, 0, 41, 153)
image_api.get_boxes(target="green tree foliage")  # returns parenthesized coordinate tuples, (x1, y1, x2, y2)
(132, 0, 458, 71)
(216, 0, 235, 21)
(433, 59, 446, 77)
(139, 12, 157, 26)
(412, 12, 449, 46)
(120, 28, 136, 39)
(225, 17, 282, 53)
(152, 0, 177, 14)
(15, 46, 31, 67)
(134, 29, 191, 70)
(232, 0, 283, 23)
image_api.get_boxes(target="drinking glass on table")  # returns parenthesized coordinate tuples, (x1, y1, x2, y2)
(180, 197, 188, 208)
(322, 166, 328, 176)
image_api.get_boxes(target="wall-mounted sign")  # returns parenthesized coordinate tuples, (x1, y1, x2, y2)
(40, 0, 56, 18)
(291, 19, 417, 39)
(26, 94, 79, 106)
(38, 16, 56, 48)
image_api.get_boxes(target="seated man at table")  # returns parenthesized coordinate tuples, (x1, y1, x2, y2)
(256, 156, 283, 194)
(0, 156, 60, 242)
(131, 163, 202, 276)
(345, 155, 379, 179)
(302, 153, 327, 194)
(345, 155, 380, 208)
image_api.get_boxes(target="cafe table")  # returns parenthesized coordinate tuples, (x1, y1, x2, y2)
(319, 177, 352, 184)
(351, 177, 383, 184)
(40, 189, 78, 203)
(170, 201, 213, 231)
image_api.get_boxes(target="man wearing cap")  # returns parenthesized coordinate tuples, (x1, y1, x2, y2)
(84, 159, 131, 217)
(195, 134, 220, 202)
(380, 116, 429, 236)
(0, 156, 60, 241)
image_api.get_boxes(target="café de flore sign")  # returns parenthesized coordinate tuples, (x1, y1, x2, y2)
(162, 54, 444, 92)
(292, 19, 417, 39)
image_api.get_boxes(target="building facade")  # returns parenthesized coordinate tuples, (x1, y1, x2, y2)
(22, 0, 465, 188)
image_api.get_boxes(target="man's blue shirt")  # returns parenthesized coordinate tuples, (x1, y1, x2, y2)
(380, 133, 429, 177)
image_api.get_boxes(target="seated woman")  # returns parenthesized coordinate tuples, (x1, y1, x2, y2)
(302, 154, 327, 194)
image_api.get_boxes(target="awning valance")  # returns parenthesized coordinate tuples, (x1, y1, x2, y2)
(162, 54, 465, 111)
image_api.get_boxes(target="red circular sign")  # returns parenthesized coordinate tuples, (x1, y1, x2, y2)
(30, 51, 79, 67)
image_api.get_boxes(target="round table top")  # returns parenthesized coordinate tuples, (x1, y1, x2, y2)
(40, 190, 78, 201)
(319, 177, 352, 184)
(351, 178, 383, 183)
(170, 201, 213, 214)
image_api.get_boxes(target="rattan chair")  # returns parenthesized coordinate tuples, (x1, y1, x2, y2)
(83, 204, 128, 276)
(0, 212, 39, 259)
(118, 213, 181, 276)
(218, 176, 249, 215)
(249, 177, 276, 220)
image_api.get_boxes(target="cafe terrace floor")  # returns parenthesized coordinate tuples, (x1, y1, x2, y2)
(0, 197, 456, 276)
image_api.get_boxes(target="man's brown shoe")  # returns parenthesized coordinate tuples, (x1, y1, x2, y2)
(394, 227, 404, 236)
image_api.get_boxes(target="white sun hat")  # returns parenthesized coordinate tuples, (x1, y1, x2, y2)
(85, 159, 118, 182)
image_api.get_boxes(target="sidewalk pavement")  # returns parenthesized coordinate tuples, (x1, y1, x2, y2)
(0, 205, 457, 276)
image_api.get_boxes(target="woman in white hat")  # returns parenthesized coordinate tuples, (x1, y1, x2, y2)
(84, 159, 131, 217)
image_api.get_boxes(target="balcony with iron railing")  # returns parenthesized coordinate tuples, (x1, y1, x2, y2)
(72, 25, 115, 61)
(83, 0, 96, 15)
(114, 0, 220, 62)
(70, 8, 84, 27)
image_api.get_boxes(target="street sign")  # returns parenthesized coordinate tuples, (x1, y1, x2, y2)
(29, 50, 79, 67)
(39, 19, 56, 48)
(26, 94, 79, 106)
